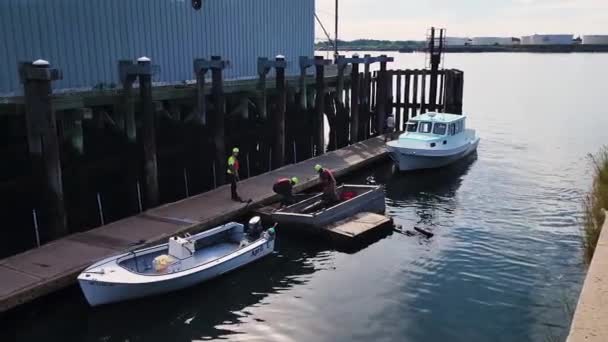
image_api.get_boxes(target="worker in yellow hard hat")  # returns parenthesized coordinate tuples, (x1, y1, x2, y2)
(227, 147, 243, 202)
(273, 177, 299, 206)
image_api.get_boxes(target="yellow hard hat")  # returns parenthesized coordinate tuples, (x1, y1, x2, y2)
(291, 177, 299, 184)
(314, 164, 322, 172)
(232, 147, 239, 153)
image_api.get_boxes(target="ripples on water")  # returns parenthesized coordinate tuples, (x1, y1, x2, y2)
(3, 53, 606, 342)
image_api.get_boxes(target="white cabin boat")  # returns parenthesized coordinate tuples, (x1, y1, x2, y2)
(78, 217, 275, 307)
(386, 112, 479, 171)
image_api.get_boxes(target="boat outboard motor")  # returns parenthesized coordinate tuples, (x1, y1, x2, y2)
(247, 216, 263, 240)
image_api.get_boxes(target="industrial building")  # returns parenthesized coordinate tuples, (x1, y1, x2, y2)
(470, 37, 517, 46)
(443, 37, 471, 46)
(0, 0, 314, 95)
(520, 34, 574, 45)
(582, 35, 608, 45)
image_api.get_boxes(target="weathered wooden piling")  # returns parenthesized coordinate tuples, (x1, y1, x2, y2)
(349, 54, 361, 143)
(412, 70, 419, 117)
(118, 61, 137, 143)
(193, 58, 210, 125)
(420, 69, 427, 114)
(403, 71, 411, 122)
(394, 72, 402, 130)
(314, 56, 332, 156)
(273, 55, 287, 168)
(443, 69, 464, 114)
(19, 59, 67, 239)
(427, 27, 443, 112)
(210, 56, 229, 185)
(257, 57, 271, 120)
(362, 54, 372, 139)
(299, 56, 312, 110)
(137, 57, 160, 208)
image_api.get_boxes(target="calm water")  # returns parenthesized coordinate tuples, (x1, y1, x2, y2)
(3, 53, 608, 342)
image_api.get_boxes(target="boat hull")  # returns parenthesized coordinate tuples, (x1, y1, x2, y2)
(78, 239, 274, 306)
(388, 137, 479, 171)
(271, 185, 386, 231)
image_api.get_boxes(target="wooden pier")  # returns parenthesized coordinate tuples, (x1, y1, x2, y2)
(0, 136, 387, 313)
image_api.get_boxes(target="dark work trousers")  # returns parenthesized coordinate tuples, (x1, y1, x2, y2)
(227, 173, 238, 200)
(278, 191, 295, 206)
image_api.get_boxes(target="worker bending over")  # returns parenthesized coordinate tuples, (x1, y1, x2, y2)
(273, 177, 299, 206)
(314, 164, 339, 204)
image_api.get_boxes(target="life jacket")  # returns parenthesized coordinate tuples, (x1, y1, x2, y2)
(227, 155, 239, 174)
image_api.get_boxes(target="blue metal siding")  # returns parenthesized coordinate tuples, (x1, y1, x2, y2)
(0, 0, 315, 95)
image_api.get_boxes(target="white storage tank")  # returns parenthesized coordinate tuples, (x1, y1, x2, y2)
(521, 36, 533, 45)
(530, 34, 573, 45)
(471, 37, 514, 45)
(444, 37, 471, 46)
(582, 35, 608, 45)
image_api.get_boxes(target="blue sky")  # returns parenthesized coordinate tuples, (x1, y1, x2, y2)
(316, 0, 608, 40)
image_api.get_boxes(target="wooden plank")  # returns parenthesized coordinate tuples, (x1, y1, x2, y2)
(438, 71, 445, 112)
(314, 56, 326, 156)
(412, 70, 419, 117)
(420, 69, 427, 114)
(325, 212, 391, 238)
(395, 72, 402, 130)
(349, 63, 360, 143)
(403, 71, 410, 123)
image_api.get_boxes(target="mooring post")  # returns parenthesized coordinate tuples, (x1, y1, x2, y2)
(376, 54, 394, 136)
(428, 27, 439, 112)
(257, 57, 271, 119)
(19, 59, 68, 239)
(118, 60, 137, 142)
(193, 58, 210, 125)
(210, 56, 229, 185)
(274, 55, 287, 168)
(334, 55, 348, 148)
(299, 56, 313, 110)
(314, 56, 332, 156)
(443, 69, 454, 113)
(136, 57, 160, 208)
(349, 54, 363, 143)
(362, 54, 373, 138)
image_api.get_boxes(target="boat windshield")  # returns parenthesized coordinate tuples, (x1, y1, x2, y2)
(433, 123, 447, 135)
(406, 122, 418, 132)
(419, 122, 433, 133)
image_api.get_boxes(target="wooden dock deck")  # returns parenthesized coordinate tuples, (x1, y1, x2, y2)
(0, 136, 388, 313)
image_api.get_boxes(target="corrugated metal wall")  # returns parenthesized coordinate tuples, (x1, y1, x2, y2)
(0, 0, 315, 95)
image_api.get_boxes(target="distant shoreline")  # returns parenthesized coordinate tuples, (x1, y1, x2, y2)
(316, 44, 608, 53)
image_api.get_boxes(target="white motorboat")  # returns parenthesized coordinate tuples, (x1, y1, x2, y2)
(386, 112, 480, 171)
(78, 217, 275, 307)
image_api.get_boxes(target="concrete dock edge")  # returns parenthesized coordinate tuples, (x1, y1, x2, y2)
(567, 209, 608, 341)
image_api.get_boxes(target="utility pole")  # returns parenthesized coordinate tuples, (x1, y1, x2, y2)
(334, 0, 339, 59)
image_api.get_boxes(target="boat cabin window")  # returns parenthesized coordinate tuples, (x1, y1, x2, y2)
(456, 120, 463, 134)
(406, 121, 418, 132)
(433, 123, 447, 135)
(419, 122, 433, 134)
(449, 123, 456, 135)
